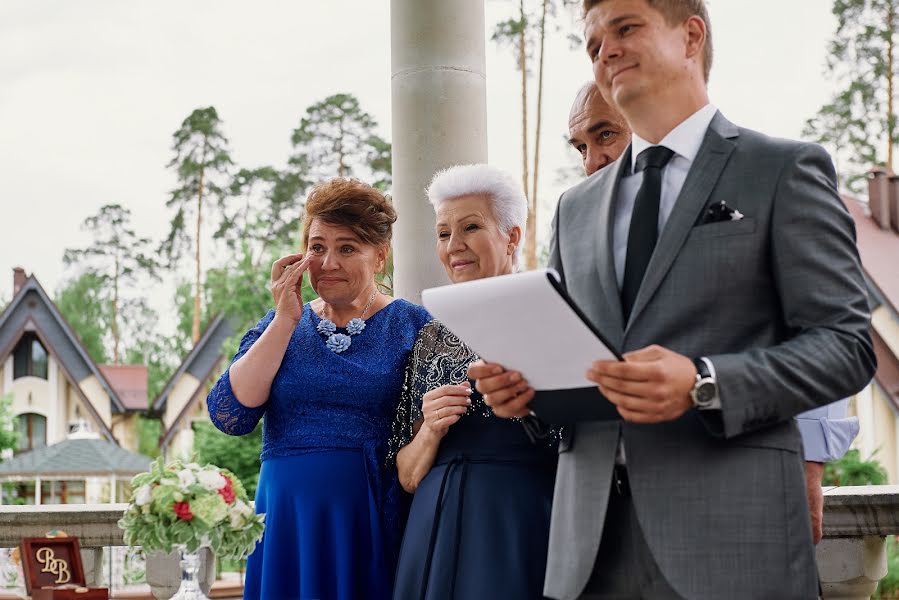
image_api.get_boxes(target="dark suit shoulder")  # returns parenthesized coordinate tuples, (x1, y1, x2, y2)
(734, 125, 829, 162)
(724, 125, 835, 185)
(558, 156, 621, 213)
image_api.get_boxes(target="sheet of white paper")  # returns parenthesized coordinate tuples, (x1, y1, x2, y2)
(421, 268, 618, 390)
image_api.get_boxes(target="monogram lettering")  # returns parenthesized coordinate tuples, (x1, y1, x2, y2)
(35, 547, 72, 584)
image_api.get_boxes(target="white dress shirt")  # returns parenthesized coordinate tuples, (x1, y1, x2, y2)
(613, 103, 718, 287)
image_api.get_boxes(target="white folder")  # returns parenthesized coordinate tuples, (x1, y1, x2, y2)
(421, 269, 622, 423)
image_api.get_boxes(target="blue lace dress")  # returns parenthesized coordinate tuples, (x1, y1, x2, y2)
(207, 299, 431, 600)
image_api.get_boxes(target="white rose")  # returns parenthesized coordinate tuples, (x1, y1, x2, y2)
(228, 506, 244, 528)
(197, 469, 226, 491)
(135, 484, 152, 506)
(177, 469, 197, 490)
(228, 501, 253, 528)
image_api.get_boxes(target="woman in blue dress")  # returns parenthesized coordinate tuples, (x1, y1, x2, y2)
(207, 178, 431, 600)
(390, 164, 558, 600)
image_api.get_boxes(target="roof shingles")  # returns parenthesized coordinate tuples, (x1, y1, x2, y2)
(0, 438, 151, 477)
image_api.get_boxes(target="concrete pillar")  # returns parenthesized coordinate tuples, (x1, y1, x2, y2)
(868, 168, 891, 230)
(817, 536, 888, 599)
(390, 0, 488, 302)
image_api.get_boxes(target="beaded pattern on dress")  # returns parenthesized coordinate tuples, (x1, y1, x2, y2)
(387, 319, 560, 466)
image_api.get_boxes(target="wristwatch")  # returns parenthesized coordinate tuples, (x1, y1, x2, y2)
(690, 357, 719, 410)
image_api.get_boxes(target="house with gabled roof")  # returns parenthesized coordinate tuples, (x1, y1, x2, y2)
(844, 172, 899, 481)
(151, 313, 234, 459)
(0, 267, 152, 503)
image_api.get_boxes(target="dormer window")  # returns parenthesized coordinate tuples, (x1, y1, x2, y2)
(13, 333, 48, 380)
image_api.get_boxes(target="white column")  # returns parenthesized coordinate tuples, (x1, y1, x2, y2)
(390, 0, 488, 302)
(47, 356, 59, 444)
(34, 477, 41, 505)
(109, 476, 117, 503)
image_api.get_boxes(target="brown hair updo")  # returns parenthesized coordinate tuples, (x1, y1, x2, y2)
(302, 178, 397, 249)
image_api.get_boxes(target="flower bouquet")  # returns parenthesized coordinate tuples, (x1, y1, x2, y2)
(118, 457, 264, 562)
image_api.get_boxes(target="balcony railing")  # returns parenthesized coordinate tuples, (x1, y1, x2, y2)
(2, 487, 899, 599)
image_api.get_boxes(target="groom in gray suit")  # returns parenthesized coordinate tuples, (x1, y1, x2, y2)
(469, 0, 876, 599)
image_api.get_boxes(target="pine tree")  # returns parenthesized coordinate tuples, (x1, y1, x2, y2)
(289, 93, 392, 194)
(63, 204, 159, 363)
(163, 106, 234, 343)
(806, 0, 897, 190)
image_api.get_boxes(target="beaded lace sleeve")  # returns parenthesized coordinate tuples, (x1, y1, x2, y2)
(206, 311, 274, 436)
(386, 320, 458, 465)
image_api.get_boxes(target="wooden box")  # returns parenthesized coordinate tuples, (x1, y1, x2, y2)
(18, 537, 109, 600)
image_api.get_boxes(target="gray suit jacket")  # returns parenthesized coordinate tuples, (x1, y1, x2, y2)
(543, 112, 876, 600)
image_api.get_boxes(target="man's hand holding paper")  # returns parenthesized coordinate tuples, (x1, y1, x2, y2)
(587, 344, 697, 424)
(470, 343, 699, 424)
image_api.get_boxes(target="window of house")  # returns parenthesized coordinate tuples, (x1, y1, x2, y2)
(40, 480, 86, 504)
(13, 482, 36, 505)
(12, 333, 49, 379)
(17, 413, 46, 452)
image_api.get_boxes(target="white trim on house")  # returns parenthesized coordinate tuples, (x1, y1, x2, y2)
(47, 355, 58, 445)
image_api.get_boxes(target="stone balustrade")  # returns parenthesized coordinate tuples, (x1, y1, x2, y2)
(0, 503, 215, 599)
(1, 487, 899, 599)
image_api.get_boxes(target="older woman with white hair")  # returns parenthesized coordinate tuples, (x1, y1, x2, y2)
(389, 164, 558, 600)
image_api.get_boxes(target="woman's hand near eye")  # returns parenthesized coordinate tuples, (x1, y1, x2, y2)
(270, 253, 313, 325)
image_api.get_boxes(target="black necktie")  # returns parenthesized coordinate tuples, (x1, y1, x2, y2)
(621, 145, 675, 322)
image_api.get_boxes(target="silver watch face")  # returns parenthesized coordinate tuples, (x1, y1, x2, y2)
(694, 381, 717, 406)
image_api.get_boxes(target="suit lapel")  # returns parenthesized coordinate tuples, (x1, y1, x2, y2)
(624, 113, 739, 334)
(593, 148, 631, 341)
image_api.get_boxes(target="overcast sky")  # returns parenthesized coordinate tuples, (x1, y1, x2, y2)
(0, 1, 837, 321)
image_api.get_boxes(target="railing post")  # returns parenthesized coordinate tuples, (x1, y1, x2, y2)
(817, 536, 888, 599)
(79, 547, 104, 587)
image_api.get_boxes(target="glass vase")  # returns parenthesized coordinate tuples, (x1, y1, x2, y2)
(170, 548, 210, 600)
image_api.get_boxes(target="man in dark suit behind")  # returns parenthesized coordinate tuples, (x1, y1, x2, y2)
(470, 1, 876, 598)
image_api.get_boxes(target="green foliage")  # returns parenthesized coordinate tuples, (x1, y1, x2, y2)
(193, 421, 263, 498)
(55, 270, 112, 364)
(173, 280, 210, 354)
(806, 0, 898, 190)
(118, 456, 264, 561)
(823, 449, 889, 486)
(136, 416, 163, 459)
(289, 93, 391, 190)
(0, 393, 18, 458)
(123, 302, 183, 404)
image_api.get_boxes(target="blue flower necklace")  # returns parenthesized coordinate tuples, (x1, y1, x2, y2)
(316, 290, 378, 353)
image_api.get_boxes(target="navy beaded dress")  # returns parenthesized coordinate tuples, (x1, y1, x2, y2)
(207, 299, 431, 600)
(389, 321, 558, 600)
